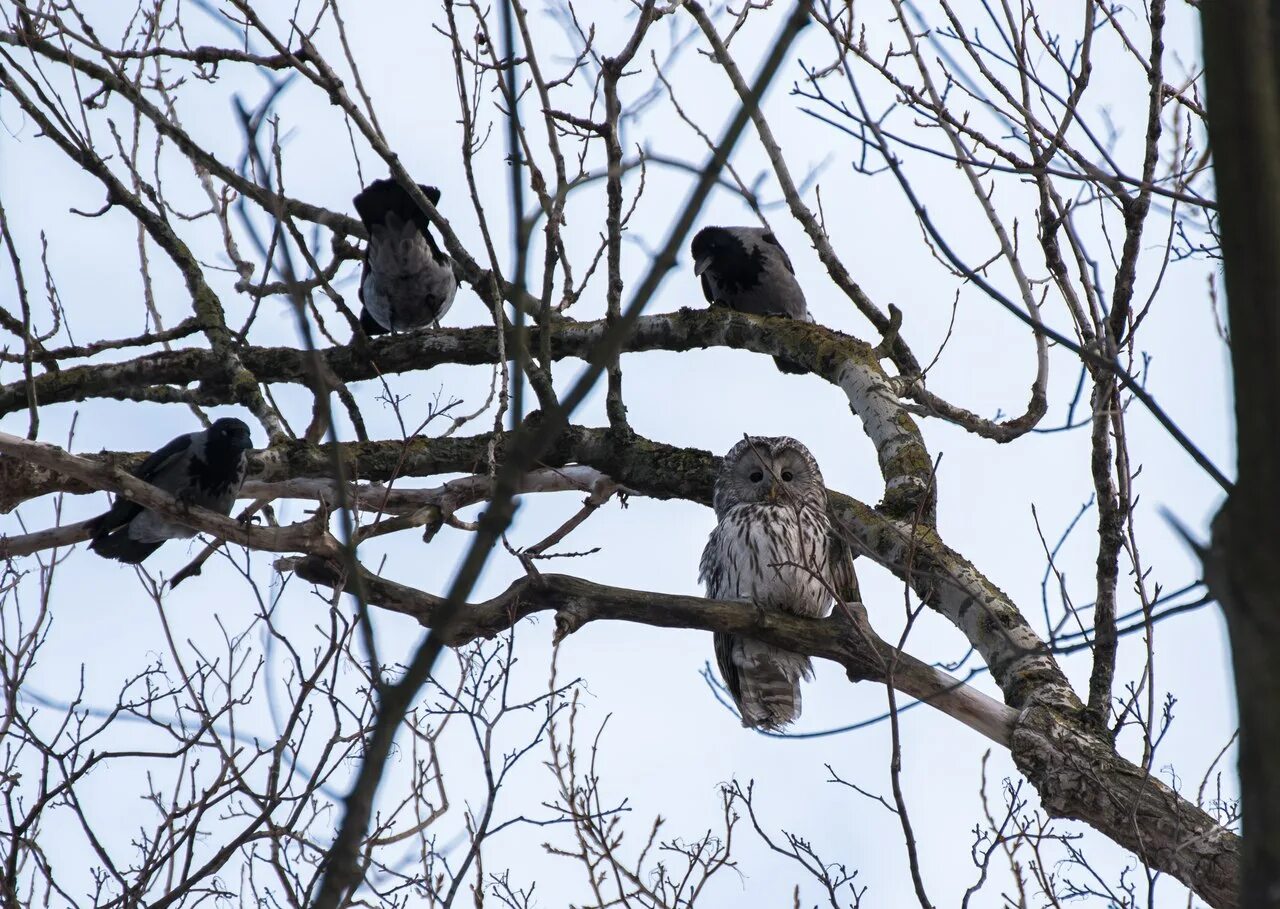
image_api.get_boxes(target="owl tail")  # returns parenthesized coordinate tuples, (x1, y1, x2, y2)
(729, 637, 813, 730)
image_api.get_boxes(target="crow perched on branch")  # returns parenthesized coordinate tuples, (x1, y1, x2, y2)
(87, 417, 254, 564)
(691, 225, 814, 374)
(354, 178, 458, 335)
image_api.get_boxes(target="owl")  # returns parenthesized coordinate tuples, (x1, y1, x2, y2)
(699, 436, 857, 730)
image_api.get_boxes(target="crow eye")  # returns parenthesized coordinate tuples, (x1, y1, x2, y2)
(781, 470, 794, 482)
(749, 471, 763, 483)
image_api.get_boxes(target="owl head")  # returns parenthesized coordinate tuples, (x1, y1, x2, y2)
(713, 435, 827, 519)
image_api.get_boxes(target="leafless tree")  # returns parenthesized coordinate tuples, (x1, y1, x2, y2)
(0, 0, 1246, 906)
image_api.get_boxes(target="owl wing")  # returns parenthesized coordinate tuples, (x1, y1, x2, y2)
(702, 526, 747, 717)
(827, 530, 862, 606)
(714, 631, 745, 713)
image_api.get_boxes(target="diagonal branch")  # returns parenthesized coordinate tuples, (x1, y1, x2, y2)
(280, 561, 1018, 746)
(308, 6, 817, 905)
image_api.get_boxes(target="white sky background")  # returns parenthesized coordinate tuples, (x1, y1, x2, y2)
(0, 1, 1239, 906)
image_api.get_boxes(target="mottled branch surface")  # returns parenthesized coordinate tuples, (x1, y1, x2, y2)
(0, 309, 935, 515)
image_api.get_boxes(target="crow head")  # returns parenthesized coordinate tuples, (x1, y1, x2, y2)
(691, 226, 767, 295)
(210, 417, 254, 452)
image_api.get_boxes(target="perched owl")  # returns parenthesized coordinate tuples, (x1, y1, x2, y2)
(690, 225, 814, 374)
(699, 436, 857, 730)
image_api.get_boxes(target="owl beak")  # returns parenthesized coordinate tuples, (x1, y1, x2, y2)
(766, 481, 780, 503)
(693, 255, 713, 277)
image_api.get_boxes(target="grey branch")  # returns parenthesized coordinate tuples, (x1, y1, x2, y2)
(278, 560, 1018, 746)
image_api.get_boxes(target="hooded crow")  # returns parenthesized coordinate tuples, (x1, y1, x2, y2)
(87, 417, 254, 564)
(354, 178, 458, 335)
(690, 225, 813, 374)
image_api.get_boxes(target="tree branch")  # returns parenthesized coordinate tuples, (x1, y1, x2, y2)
(0, 308, 936, 517)
(280, 561, 1017, 746)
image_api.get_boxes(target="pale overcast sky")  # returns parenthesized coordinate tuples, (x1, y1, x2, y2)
(0, 1, 1236, 905)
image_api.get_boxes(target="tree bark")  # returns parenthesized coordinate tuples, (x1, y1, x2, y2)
(1201, 2, 1280, 905)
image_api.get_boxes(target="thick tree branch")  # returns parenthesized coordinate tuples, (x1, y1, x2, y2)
(0, 308, 935, 516)
(1201, 1, 1280, 905)
(1012, 706, 1240, 908)
(280, 562, 1017, 746)
(0, 466, 617, 558)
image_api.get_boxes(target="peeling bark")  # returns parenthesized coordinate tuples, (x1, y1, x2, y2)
(1013, 706, 1240, 908)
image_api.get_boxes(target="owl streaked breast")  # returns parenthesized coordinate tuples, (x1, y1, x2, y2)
(699, 501, 834, 618)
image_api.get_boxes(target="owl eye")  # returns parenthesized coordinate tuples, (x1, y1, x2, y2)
(749, 470, 763, 483)
(781, 470, 794, 482)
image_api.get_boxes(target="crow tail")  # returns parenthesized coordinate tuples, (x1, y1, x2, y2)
(89, 528, 163, 564)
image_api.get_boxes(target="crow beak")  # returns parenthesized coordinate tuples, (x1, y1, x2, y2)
(766, 482, 780, 503)
(693, 255, 712, 277)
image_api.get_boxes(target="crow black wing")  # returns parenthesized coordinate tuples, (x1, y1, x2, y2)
(134, 434, 195, 482)
(86, 433, 194, 538)
(760, 231, 795, 274)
